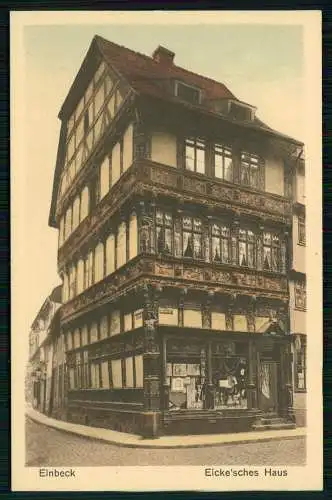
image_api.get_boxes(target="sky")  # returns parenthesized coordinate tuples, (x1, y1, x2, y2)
(16, 16, 305, 358)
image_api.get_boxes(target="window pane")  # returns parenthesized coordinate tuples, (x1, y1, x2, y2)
(250, 164, 259, 188)
(100, 315, 109, 339)
(212, 236, 220, 261)
(239, 241, 247, 266)
(182, 216, 192, 230)
(263, 247, 271, 270)
(101, 361, 110, 388)
(185, 144, 195, 171)
(224, 156, 233, 181)
(215, 152, 223, 179)
(183, 232, 193, 257)
(117, 222, 127, 268)
(165, 228, 173, 254)
(221, 238, 229, 263)
(94, 83, 104, 116)
(248, 243, 255, 268)
(241, 163, 250, 185)
(106, 233, 115, 275)
(100, 156, 110, 200)
(90, 322, 98, 343)
(94, 242, 104, 282)
(196, 147, 205, 174)
(193, 233, 202, 258)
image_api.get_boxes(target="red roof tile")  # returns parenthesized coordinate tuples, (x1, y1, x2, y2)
(95, 35, 237, 102)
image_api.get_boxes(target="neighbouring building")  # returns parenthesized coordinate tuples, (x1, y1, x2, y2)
(290, 153, 306, 426)
(27, 286, 62, 415)
(47, 36, 306, 437)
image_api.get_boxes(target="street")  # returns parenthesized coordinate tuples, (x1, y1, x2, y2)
(26, 417, 306, 467)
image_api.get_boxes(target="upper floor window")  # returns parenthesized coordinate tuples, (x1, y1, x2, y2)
(295, 281, 306, 310)
(298, 215, 306, 245)
(183, 216, 203, 259)
(240, 152, 260, 189)
(156, 210, 173, 254)
(211, 223, 230, 263)
(175, 82, 201, 105)
(238, 229, 255, 268)
(263, 232, 280, 272)
(185, 138, 206, 174)
(214, 144, 233, 182)
(294, 335, 306, 391)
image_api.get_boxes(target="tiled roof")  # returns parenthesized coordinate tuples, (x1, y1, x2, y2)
(95, 35, 237, 103)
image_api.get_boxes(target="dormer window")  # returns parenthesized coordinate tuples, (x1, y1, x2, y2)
(175, 81, 201, 105)
(228, 100, 256, 122)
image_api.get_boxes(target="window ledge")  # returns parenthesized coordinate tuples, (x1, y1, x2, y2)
(294, 388, 307, 393)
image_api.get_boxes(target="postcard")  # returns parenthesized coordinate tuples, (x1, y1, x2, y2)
(11, 9, 322, 492)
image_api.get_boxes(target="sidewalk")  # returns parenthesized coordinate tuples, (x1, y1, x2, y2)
(26, 406, 306, 449)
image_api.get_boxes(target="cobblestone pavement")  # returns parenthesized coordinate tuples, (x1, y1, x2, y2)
(26, 418, 306, 467)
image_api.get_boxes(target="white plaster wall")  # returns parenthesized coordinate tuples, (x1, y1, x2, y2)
(151, 132, 177, 167)
(265, 156, 284, 196)
(289, 281, 306, 334)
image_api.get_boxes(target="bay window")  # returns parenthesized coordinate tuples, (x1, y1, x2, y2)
(214, 144, 233, 181)
(263, 232, 280, 271)
(183, 216, 203, 258)
(156, 209, 173, 254)
(240, 152, 260, 189)
(185, 138, 206, 174)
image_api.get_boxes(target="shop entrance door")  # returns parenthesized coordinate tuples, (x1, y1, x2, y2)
(258, 361, 279, 413)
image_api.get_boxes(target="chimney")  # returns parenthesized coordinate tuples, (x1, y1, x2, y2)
(152, 45, 175, 66)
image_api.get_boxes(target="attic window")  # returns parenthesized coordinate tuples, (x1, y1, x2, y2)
(229, 102, 253, 121)
(175, 81, 201, 105)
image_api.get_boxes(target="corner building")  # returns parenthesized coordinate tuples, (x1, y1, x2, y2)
(49, 37, 305, 437)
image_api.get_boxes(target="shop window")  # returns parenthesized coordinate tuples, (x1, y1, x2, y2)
(298, 215, 306, 245)
(211, 223, 230, 263)
(182, 216, 203, 258)
(111, 359, 123, 388)
(110, 310, 121, 336)
(214, 144, 233, 181)
(238, 229, 255, 268)
(167, 348, 207, 410)
(240, 152, 260, 189)
(185, 138, 206, 174)
(295, 281, 306, 310)
(125, 357, 134, 388)
(134, 355, 144, 388)
(294, 336, 306, 391)
(213, 356, 247, 409)
(156, 209, 173, 254)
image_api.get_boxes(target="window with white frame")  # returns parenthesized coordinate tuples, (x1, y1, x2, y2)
(214, 144, 233, 181)
(185, 138, 206, 174)
(182, 216, 203, 259)
(211, 223, 230, 263)
(238, 229, 255, 268)
(295, 281, 306, 310)
(298, 215, 306, 245)
(156, 209, 173, 254)
(240, 152, 260, 189)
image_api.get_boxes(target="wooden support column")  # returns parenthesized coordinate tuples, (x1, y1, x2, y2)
(280, 341, 295, 422)
(206, 340, 215, 409)
(247, 339, 258, 409)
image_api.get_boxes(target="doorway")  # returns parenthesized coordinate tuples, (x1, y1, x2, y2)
(258, 361, 279, 413)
